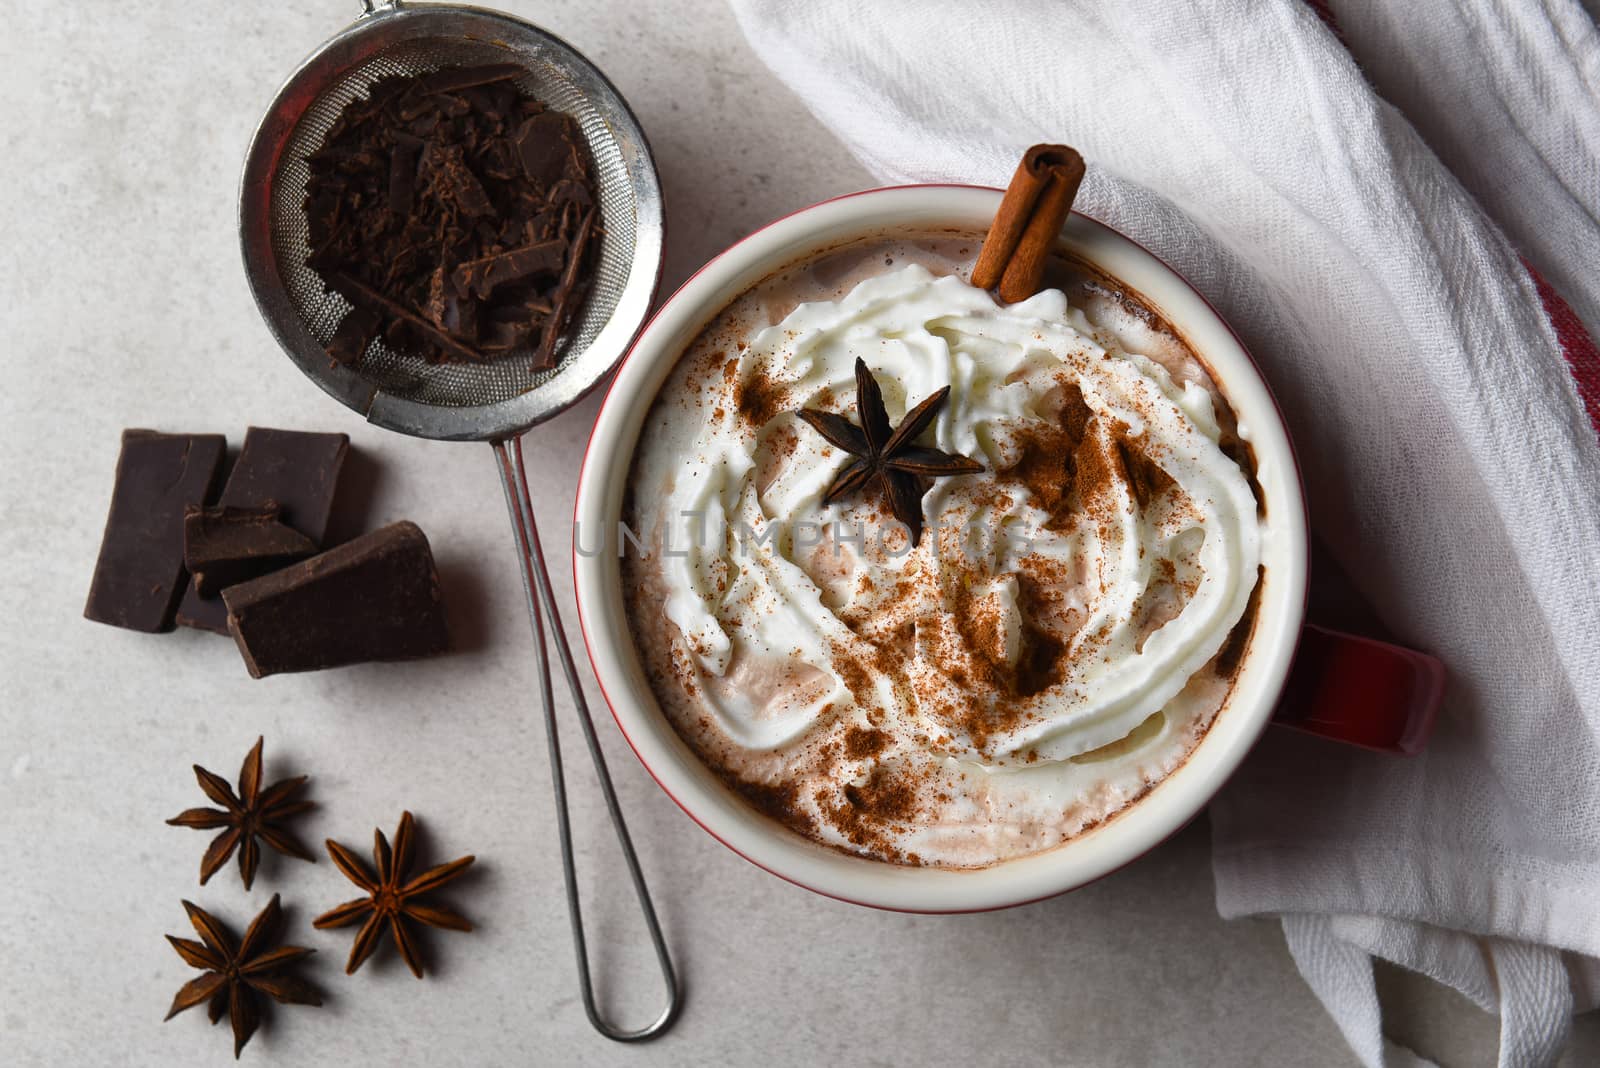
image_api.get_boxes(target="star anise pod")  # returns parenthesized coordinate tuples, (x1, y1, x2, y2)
(796, 357, 984, 544)
(314, 811, 475, 979)
(164, 894, 322, 1059)
(167, 736, 316, 890)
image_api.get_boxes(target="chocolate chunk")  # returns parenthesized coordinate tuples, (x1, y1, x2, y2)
(221, 429, 347, 542)
(515, 112, 577, 187)
(84, 430, 226, 632)
(305, 66, 601, 369)
(184, 504, 317, 597)
(547, 175, 594, 210)
(451, 238, 564, 299)
(422, 141, 495, 219)
(176, 428, 349, 634)
(337, 272, 488, 363)
(223, 521, 449, 678)
(327, 304, 383, 367)
(388, 136, 422, 218)
(413, 62, 523, 96)
(534, 207, 596, 370)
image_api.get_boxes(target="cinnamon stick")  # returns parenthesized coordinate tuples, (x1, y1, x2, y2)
(972, 144, 1086, 303)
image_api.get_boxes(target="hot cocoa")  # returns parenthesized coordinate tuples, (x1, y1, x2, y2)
(618, 229, 1264, 868)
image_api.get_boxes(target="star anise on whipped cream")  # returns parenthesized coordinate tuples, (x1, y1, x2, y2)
(796, 358, 984, 545)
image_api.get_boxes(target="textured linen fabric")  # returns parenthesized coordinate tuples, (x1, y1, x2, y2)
(726, 1, 1600, 1064)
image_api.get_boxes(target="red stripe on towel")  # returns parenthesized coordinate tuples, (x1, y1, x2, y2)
(1524, 260, 1600, 440)
(1302, 0, 1347, 43)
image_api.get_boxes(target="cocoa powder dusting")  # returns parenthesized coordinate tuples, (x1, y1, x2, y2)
(1002, 424, 1072, 516)
(843, 768, 917, 822)
(1059, 380, 1093, 442)
(1072, 429, 1118, 511)
(720, 772, 815, 837)
(844, 726, 891, 760)
(820, 764, 926, 860)
(1116, 434, 1177, 509)
(998, 382, 1092, 523)
(736, 368, 785, 428)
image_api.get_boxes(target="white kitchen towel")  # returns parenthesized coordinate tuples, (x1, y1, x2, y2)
(727, 1, 1600, 1065)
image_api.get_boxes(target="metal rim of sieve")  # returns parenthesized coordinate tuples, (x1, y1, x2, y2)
(239, 1, 664, 442)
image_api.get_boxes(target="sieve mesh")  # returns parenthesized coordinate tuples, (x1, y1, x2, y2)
(263, 25, 640, 410)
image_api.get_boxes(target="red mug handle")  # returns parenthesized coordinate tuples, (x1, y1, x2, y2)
(1271, 624, 1444, 755)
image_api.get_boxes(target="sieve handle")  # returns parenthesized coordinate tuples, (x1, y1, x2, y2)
(491, 438, 682, 1042)
(359, 0, 402, 15)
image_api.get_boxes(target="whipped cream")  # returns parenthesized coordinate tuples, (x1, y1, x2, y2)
(623, 246, 1263, 867)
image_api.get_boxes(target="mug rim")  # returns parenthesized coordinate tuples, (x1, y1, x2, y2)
(572, 184, 1309, 912)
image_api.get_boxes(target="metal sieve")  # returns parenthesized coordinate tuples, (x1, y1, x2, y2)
(239, 0, 676, 1042)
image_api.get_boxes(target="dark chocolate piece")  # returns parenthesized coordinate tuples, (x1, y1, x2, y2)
(335, 272, 488, 364)
(327, 304, 383, 367)
(184, 504, 318, 597)
(413, 61, 522, 96)
(223, 521, 449, 678)
(225, 428, 350, 542)
(535, 207, 596, 370)
(388, 135, 423, 218)
(515, 111, 576, 186)
(422, 141, 495, 218)
(176, 428, 349, 634)
(84, 430, 226, 632)
(452, 239, 564, 299)
(304, 65, 601, 369)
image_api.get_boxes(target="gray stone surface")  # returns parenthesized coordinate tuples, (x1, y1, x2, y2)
(1, 1, 1595, 1065)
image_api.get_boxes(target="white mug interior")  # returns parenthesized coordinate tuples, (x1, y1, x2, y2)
(573, 185, 1307, 912)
